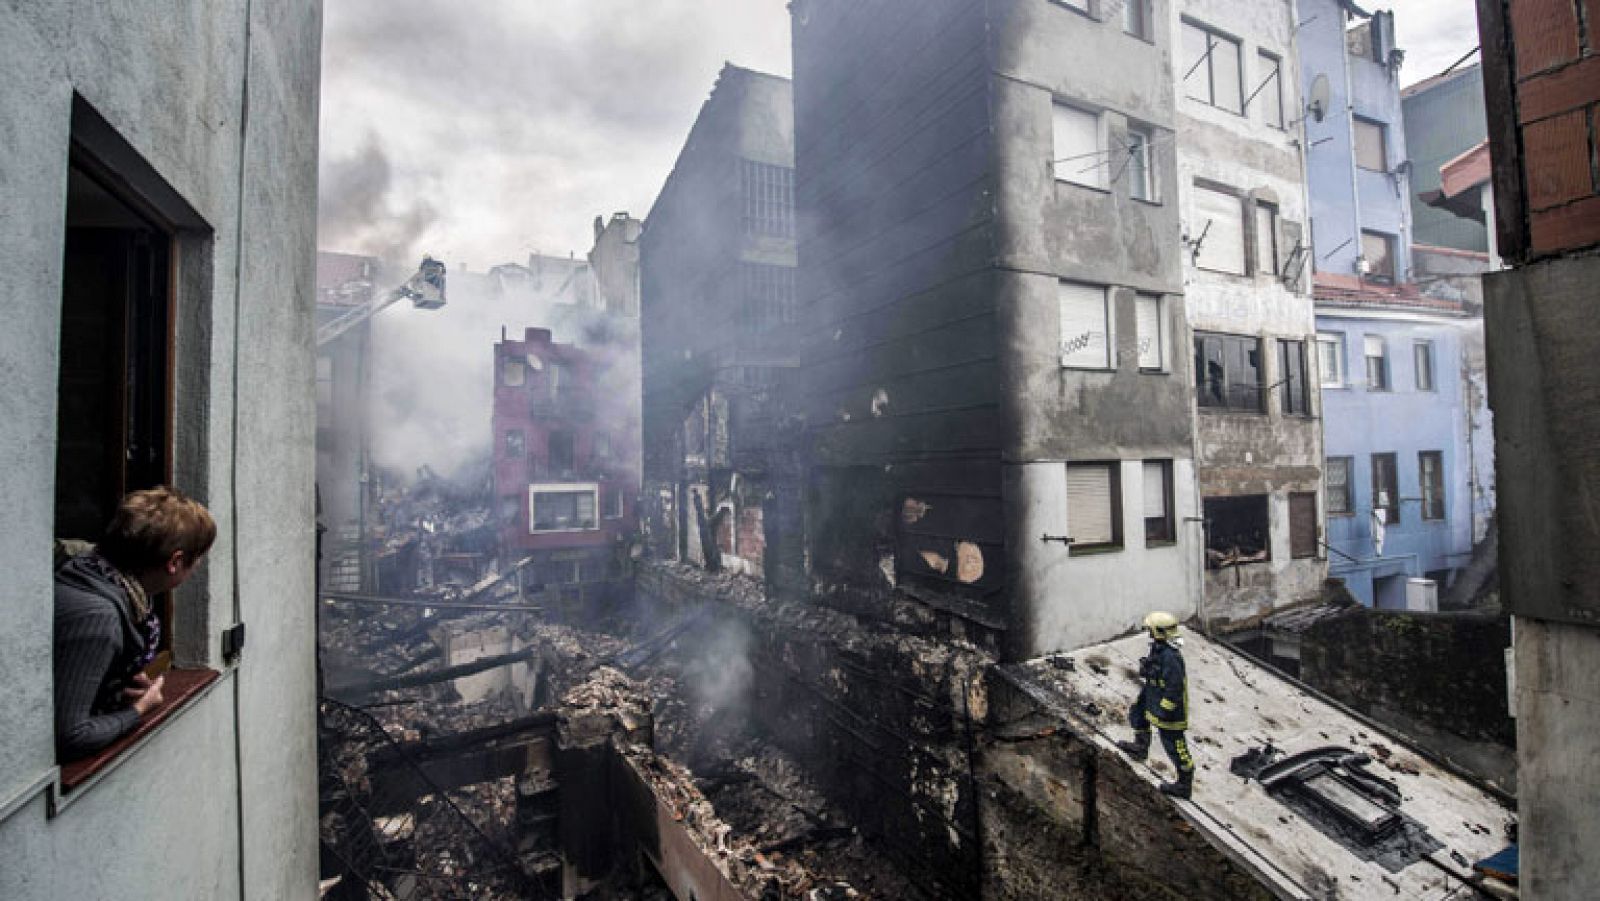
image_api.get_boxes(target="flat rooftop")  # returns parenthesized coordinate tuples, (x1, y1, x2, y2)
(1003, 632, 1512, 900)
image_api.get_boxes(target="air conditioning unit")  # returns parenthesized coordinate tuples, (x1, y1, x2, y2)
(1405, 578, 1438, 612)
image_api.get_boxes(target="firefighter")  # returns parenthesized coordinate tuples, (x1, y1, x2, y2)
(1116, 611, 1195, 799)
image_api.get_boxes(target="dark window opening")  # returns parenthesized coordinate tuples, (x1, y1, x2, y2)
(548, 431, 574, 473)
(1371, 453, 1400, 524)
(1204, 494, 1270, 568)
(1195, 332, 1263, 412)
(1419, 451, 1445, 521)
(1279, 339, 1310, 416)
(1326, 456, 1354, 515)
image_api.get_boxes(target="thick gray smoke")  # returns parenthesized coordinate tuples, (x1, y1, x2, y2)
(318, 137, 439, 266)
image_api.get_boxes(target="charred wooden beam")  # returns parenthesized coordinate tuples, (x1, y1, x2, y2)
(331, 646, 540, 697)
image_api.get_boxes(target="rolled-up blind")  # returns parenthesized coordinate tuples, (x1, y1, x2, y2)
(1068, 464, 1115, 546)
(1060, 282, 1110, 369)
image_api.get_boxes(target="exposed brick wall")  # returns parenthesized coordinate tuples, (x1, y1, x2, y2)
(1481, 0, 1600, 258)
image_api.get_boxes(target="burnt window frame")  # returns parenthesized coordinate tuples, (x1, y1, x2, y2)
(1195, 331, 1265, 413)
(1203, 494, 1271, 568)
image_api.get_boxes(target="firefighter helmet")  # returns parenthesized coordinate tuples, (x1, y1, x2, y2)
(1143, 611, 1180, 641)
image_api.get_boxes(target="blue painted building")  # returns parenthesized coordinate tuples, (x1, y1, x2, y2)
(1297, 0, 1489, 606)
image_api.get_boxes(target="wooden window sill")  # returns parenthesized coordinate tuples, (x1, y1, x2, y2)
(58, 667, 221, 796)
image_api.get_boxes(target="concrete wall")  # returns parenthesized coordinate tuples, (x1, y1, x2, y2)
(1178, 0, 1325, 625)
(1319, 310, 1480, 604)
(0, 3, 321, 899)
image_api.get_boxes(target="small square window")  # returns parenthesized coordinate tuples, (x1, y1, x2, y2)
(1204, 495, 1270, 567)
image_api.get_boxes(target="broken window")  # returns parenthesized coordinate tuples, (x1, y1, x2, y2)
(1204, 494, 1269, 567)
(1052, 102, 1106, 190)
(1059, 281, 1113, 369)
(1142, 460, 1174, 544)
(548, 431, 574, 473)
(1135, 293, 1165, 371)
(1193, 184, 1246, 274)
(1353, 117, 1388, 171)
(1290, 492, 1318, 559)
(1255, 51, 1284, 128)
(1182, 20, 1243, 114)
(1195, 332, 1263, 412)
(1067, 462, 1122, 551)
(1364, 334, 1390, 391)
(1127, 126, 1156, 202)
(740, 159, 794, 238)
(1361, 230, 1396, 282)
(505, 430, 525, 457)
(1254, 201, 1279, 276)
(1326, 456, 1354, 515)
(1414, 340, 1436, 392)
(530, 487, 598, 532)
(1419, 451, 1445, 521)
(1318, 332, 1346, 388)
(1278, 339, 1310, 416)
(1371, 453, 1400, 524)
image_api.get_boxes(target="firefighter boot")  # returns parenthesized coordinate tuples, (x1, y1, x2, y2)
(1160, 768, 1194, 800)
(1117, 731, 1151, 760)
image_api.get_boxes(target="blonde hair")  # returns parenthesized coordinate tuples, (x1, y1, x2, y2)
(98, 486, 216, 572)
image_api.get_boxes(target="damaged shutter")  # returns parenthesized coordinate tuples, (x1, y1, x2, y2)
(1136, 294, 1164, 370)
(1290, 492, 1318, 559)
(1194, 186, 1245, 274)
(1067, 463, 1116, 547)
(1059, 281, 1111, 369)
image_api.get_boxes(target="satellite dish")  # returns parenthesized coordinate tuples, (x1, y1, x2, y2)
(1308, 74, 1330, 122)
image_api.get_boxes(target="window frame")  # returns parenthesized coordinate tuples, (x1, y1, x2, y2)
(1360, 230, 1397, 283)
(1419, 450, 1446, 521)
(1203, 494, 1271, 567)
(1181, 19, 1245, 115)
(1135, 293, 1167, 372)
(1126, 125, 1158, 203)
(1353, 117, 1389, 172)
(1364, 334, 1390, 391)
(1371, 453, 1400, 524)
(740, 158, 795, 238)
(1193, 182, 1248, 275)
(1067, 461, 1124, 553)
(1059, 280, 1115, 371)
(1254, 201, 1280, 277)
(1142, 459, 1176, 546)
(1278, 338, 1311, 417)
(1289, 492, 1319, 559)
(1195, 332, 1265, 413)
(505, 429, 525, 457)
(604, 484, 625, 520)
(529, 483, 601, 533)
(1052, 101, 1109, 191)
(547, 430, 575, 473)
(1414, 340, 1436, 392)
(1326, 456, 1354, 516)
(1122, 0, 1151, 40)
(1317, 332, 1347, 388)
(1255, 50, 1285, 128)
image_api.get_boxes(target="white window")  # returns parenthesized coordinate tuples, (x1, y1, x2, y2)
(1414, 341, 1436, 391)
(1127, 127, 1156, 201)
(1364, 335, 1390, 391)
(1067, 462, 1121, 550)
(1255, 51, 1284, 128)
(529, 483, 599, 532)
(1318, 332, 1346, 387)
(1053, 102, 1106, 190)
(1123, 0, 1151, 39)
(1354, 118, 1388, 171)
(1193, 185, 1246, 274)
(1255, 201, 1279, 276)
(1059, 281, 1113, 369)
(1135, 293, 1165, 371)
(1182, 20, 1243, 114)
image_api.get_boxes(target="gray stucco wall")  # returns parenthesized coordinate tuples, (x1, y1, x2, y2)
(0, 2, 321, 898)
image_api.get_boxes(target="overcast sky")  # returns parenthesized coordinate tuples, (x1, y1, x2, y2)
(317, 0, 1480, 269)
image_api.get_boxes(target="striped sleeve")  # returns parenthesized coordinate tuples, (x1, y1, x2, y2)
(54, 605, 139, 759)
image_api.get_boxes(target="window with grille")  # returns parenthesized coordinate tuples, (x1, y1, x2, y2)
(1060, 281, 1113, 369)
(1136, 293, 1165, 371)
(1371, 453, 1400, 524)
(1182, 20, 1243, 114)
(1143, 460, 1174, 544)
(1195, 332, 1263, 412)
(1419, 451, 1445, 520)
(1414, 341, 1436, 391)
(1067, 462, 1122, 551)
(1326, 457, 1353, 515)
(1194, 184, 1246, 274)
(740, 263, 796, 334)
(1290, 493, 1318, 559)
(740, 159, 794, 237)
(1053, 102, 1107, 190)
(1279, 339, 1310, 416)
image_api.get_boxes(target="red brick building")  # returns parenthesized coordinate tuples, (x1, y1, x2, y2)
(491, 327, 638, 602)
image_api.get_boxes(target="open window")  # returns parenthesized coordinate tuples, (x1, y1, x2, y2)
(1204, 495, 1270, 568)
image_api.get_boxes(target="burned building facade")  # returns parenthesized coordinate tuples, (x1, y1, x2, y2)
(316, 251, 382, 593)
(792, 0, 1198, 659)
(492, 327, 638, 613)
(1177, 0, 1325, 625)
(640, 65, 800, 584)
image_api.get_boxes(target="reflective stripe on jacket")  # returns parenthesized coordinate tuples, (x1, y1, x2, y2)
(1139, 641, 1188, 731)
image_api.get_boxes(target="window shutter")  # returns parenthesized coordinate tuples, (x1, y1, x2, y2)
(1142, 461, 1168, 519)
(1052, 103, 1105, 189)
(1060, 282, 1111, 369)
(1195, 187, 1245, 274)
(1364, 335, 1384, 358)
(1136, 294, 1163, 370)
(1290, 493, 1317, 558)
(1068, 464, 1115, 546)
